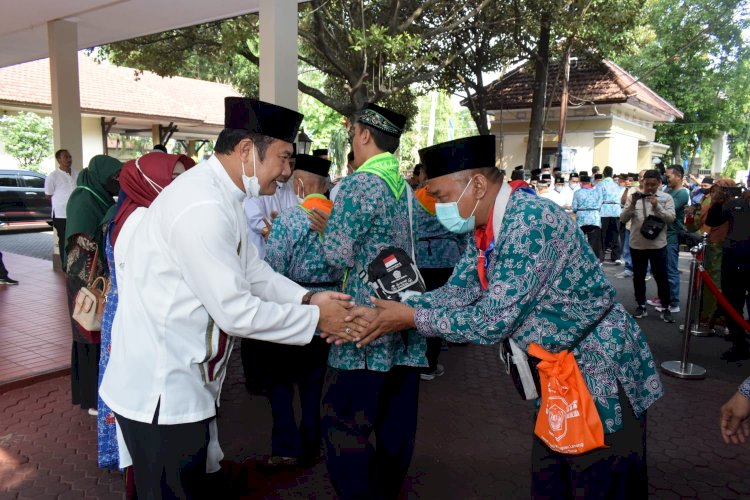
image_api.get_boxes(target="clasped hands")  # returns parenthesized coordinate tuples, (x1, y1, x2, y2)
(314, 292, 416, 348)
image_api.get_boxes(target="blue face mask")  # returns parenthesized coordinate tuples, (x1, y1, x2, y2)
(435, 177, 480, 234)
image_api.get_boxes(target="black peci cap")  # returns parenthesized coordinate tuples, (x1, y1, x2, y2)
(357, 103, 407, 137)
(224, 97, 303, 143)
(294, 154, 331, 177)
(419, 135, 496, 180)
(312, 148, 328, 157)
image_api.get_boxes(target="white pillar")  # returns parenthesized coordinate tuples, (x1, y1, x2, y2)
(48, 19, 83, 172)
(48, 19, 82, 272)
(259, 0, 298, 110)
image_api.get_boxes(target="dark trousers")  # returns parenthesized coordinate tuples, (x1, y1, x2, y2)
(52, 217, 67, 271)
(720, 251, 750, 352)
(631, 246, 670, 307)
(419, 268, 453, 372)
(116, 404, 211, 500)
(70, 341, 100, 410)
(601, 217, 621, 261)
(0, 250, 8, 279)
(268, 362, 327, 462)
(322, 366, 420, 500)
(581, 225, 603, 261)
(531, 389, 647, 499)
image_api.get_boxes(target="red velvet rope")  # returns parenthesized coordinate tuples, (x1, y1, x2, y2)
(699, 270, 750, 332)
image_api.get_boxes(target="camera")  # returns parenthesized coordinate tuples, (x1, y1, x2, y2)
(633, 192, 650, 201)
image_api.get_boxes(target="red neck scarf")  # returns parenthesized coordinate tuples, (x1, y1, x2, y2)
(474, 182, 527, 290)
(112, 152, 195, 245)
(474, 208, 495, 291)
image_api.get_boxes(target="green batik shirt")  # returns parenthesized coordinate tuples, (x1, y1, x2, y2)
(265, 201, 343, 293)
(322, 155, 427, 372)
(404, 191, 664, 433)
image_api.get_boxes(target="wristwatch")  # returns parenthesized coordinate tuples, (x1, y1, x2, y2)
(301, 291, 315, 305)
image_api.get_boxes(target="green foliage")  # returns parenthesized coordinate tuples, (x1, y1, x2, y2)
(399, 91, 478, 174)
(0, 111, 53, 171)
(612, 0, 750, 164)
(99, 1, 495, 123)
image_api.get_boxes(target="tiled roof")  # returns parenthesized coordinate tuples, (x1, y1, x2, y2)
(0, 54, 241, 126)
(477, 59, 682, 120)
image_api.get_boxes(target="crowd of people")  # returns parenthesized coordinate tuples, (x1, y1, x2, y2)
(20, 95, 748, 498)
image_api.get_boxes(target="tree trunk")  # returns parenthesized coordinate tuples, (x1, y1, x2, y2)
(524, 14, 550, 171)
(672, 143, 681, 165)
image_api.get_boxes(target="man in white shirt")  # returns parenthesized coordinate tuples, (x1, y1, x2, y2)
(541, 176, 569, 209)
(100, 98, 359, 498)
(44, 149, 77, 271)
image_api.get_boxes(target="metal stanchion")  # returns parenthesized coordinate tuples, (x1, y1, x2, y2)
(689, 233, 711, 336)
(661, 240, 707, 379)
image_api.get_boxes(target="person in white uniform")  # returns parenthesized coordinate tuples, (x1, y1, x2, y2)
(100, 97, 360, 498)
(243, 170, 297, 259)
(44, 149, 78, 270)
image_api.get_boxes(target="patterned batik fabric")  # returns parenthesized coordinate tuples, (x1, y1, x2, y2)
(265, 204, 343, 292)
(404, 192, 664, 433)
(572, 186, 603, 227)
(322, 173, 427, 371)
(597, 177, 624, 218)
(414, 198, 467, 269)
(97, 229, 120, 469)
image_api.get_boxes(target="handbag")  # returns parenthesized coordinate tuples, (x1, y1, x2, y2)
(72, 246, 110, 343)
(357, 187, 426, 301)
(639, 198, 665, 240)
(528, 341, 606, 455)
(500, 302, 614, 401)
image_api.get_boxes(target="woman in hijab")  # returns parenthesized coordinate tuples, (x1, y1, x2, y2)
(96, 152, 194, 480)
(65, 155, 122, 415)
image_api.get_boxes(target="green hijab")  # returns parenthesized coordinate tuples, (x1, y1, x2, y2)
(65, 155, 122, 254)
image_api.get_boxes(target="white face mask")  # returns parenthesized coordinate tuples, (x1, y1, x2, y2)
(135, 158, 164, 196)
(296, 178, 305, 203)
(554, 185, 563, 192)
(242, 146, 261, 198)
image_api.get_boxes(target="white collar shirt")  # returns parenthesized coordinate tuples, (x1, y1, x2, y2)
(101, 155, 318, 425)
(243, 181, 297, 259)
(44, 168, 78, 218)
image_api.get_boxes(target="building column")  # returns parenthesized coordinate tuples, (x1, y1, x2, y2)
(48, 19, 83, 172)
(48, 19, 82, 273)
(259, 0, 298, 110)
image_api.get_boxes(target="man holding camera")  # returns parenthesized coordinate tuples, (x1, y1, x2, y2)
(706, 186, 750, 361)
(620, 169, 676, 322)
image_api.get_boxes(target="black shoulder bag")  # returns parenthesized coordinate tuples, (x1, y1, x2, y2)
(639, 197, 665, 240)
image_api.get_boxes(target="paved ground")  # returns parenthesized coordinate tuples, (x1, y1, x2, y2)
(0, 229, 53, 261)
(1, 248, 750, 499)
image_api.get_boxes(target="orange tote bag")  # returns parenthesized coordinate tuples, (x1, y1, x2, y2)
(527, 342, 606, 455)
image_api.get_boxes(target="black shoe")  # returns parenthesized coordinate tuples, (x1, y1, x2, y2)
(634, 305, 647, 318)
(661, 310, 675, 323)
(0, 277, 18, 285)
(720, 348, 750, 362)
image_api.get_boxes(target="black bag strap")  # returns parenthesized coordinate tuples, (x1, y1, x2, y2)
(567, 301, 615, 352)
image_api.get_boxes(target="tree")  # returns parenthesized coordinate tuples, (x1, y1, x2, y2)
(0, 111, 53, 172)
(612, 0, 750, 168)
(432, 2, 519, 134)
(99, 1, 494, 122)
(504, 0, 646, 169)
